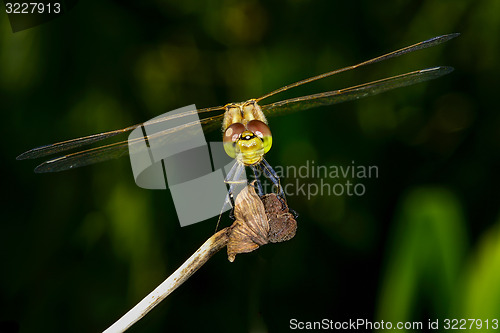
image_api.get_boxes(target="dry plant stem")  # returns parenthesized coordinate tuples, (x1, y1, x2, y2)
(102, 185, 297, 332)
(102, 228, 230, 333)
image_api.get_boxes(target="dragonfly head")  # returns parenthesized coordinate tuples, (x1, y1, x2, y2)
(223, 120, 273, 166)
(222, 100, 273, 166)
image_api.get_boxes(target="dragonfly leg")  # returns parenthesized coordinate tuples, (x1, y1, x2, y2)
(288, 207, 299, 219)
(259, 159, 289, 210)
(250, 165, 264, 197)
(260, 159, 284, 198)
(223, 162, 248, 215)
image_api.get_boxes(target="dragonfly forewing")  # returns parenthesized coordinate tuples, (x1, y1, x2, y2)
(257, 34, 459, 102)
(261, 66, 453, 117)
(32, 112, 225, 173)
(17, 106, 226, 161)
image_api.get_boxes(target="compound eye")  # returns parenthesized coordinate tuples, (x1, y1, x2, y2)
(247, 120, 272, 154)
(223, 123, 245, 143)
(223, 123, 245, 158)
(247, 120, 271, 139)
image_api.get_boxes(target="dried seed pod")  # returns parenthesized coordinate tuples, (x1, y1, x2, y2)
(227, 185, 269, 262)
(261, 193, 297, 243)
(227, 183, 297, 262)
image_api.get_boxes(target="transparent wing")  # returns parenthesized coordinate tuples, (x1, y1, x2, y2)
(22, 109, 225, 173)
(257, 33, 459, 101)
(17, 105, 225, 161)
(261, 66, 453, 116)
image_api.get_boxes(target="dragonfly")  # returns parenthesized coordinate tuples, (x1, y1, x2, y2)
(18, 33, 459, 190)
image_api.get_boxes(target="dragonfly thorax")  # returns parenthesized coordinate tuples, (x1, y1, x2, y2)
(222, 99, 273, 166)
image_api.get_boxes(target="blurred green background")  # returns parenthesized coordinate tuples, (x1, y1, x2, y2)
(2, 0, 500, 332)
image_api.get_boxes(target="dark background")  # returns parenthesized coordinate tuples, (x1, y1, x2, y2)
(2, 0, 499, 332)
